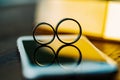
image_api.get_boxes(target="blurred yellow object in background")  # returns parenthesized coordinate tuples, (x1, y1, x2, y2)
(35, 0, 120, 41)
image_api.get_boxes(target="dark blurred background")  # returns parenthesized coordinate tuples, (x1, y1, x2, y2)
(0, 0, 36, 52)
(0, 0, 36, 80)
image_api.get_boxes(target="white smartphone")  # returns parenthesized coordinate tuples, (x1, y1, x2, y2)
(17, 35, 118, 80)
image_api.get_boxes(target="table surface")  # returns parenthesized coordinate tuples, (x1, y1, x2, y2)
(0, 3, 120, 80)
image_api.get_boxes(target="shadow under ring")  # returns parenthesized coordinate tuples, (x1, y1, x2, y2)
(55, 18, 82, 45)
(56, 45, 82, 68)
(33, 22, 56, 45)
(34, 45, 56, 67)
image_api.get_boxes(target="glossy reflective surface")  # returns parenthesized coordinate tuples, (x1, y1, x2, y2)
(21, 35, 117, 79)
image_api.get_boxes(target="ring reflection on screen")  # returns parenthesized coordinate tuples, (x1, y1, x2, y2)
(34, 45, 82, 70)
(34, 45, 56, 67)
(56, 45, 82, 69)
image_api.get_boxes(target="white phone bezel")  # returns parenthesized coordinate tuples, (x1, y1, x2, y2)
(17, 36, 118, 79)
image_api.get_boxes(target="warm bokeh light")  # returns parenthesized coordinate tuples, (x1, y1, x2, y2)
(104, 1, 120, 41)
(35, 0, 120, 41)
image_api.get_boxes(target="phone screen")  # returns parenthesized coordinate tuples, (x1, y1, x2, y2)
(19, 36, 117, 79)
